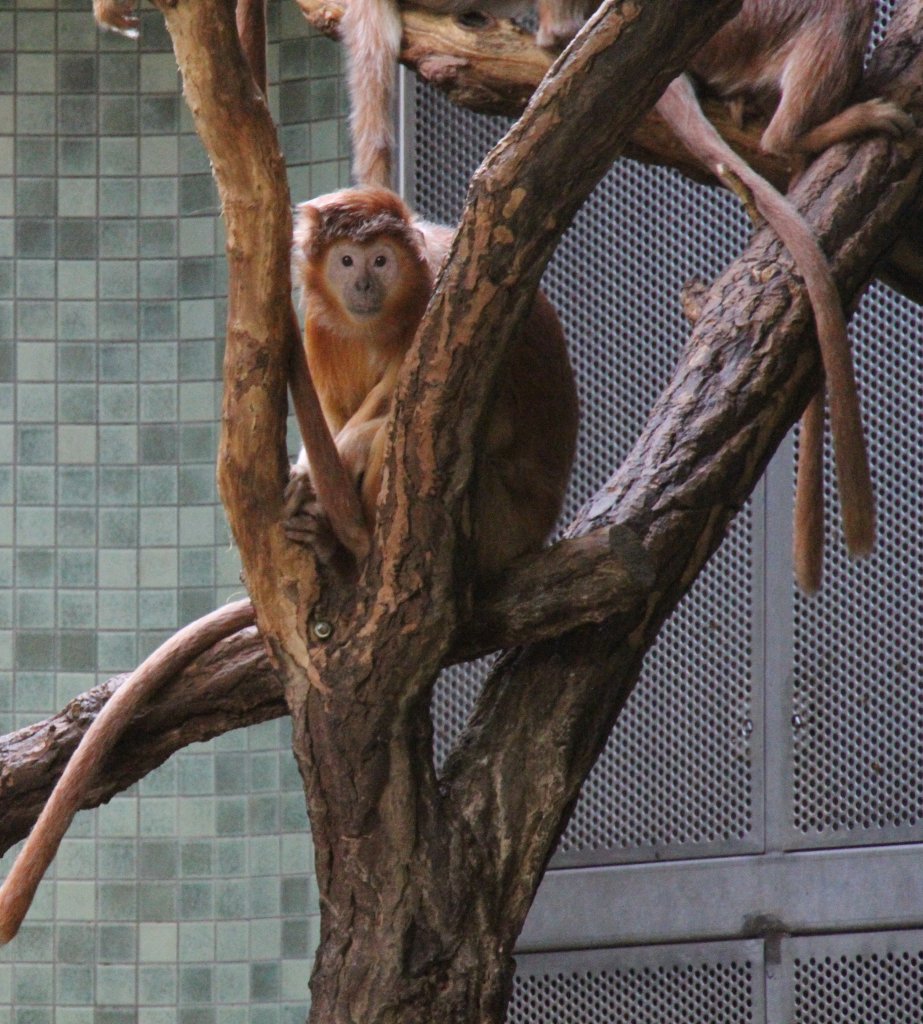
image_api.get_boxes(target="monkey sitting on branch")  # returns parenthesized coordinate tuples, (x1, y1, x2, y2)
(283, 186, 580, 578)
(0, 187, 577, 945)
(337, 0, 912, 591)
(546, 0, 913, 591)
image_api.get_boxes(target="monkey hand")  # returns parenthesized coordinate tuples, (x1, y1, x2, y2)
(862, 98, 917, 139)
(282, 466, 340, 564)
(93, 0, 140, 37)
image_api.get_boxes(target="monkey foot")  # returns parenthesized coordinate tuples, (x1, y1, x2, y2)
(95, 0, 139, 38)
(865, 98, 917, 138)
(283, 466, 340, 562)
(284, 508, 339, 563)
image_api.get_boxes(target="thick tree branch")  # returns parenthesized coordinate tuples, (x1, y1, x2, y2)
(362, 0, 742, 690)
(0, 628, 279, 857)
(295, 0, 923, 303)
(0, 526, 654, 856)
(154, 0, 367, 686)
(442, 0, 923, 941)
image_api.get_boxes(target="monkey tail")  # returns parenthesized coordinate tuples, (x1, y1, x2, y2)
(657, 76, 874, 587)
(793, 389, 826, 594)
(341, 0, 402, 188)
(0, 599, 255, 945)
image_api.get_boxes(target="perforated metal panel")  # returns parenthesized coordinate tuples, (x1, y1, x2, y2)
(511, 942, 764, 1024)
(785, 931, 923, 1024)
(415, 81, 761, 864)
(784, 280, 923, 850)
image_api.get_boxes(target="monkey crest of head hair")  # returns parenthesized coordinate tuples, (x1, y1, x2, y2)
(295, 187, 425, 266)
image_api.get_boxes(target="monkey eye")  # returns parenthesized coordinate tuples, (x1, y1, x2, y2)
(374, 254, 387, 268)
(341, 255, 353, 267)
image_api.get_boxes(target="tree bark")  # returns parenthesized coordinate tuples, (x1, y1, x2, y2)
(0, 523, 654, 857)
(0, 628, 279, 856)
(5, 0, 922, 1022)
(158, 0, 745, 1019)
(441, 1, 923, 939)
(295, 0, 923, 305)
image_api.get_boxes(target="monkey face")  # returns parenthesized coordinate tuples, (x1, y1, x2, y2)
(325, 238, 407, 319)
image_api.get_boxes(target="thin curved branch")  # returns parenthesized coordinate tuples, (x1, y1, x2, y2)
(0, 628, 280, 856)
(295, 0, 794, 187)
(153, 0, 366, 693)
(0, 523, 654, 855)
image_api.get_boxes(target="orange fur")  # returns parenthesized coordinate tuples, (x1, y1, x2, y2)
(294, 188, 431, 432)
(286, 187, 579, 579)
(92, 0, 139, 38)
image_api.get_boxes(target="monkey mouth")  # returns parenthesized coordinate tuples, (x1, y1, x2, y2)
(346, 301, 383, 318)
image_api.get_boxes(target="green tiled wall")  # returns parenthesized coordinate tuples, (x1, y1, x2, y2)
(0, 1, 348, 1019)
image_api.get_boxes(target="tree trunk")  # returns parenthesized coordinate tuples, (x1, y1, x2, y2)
(9, 0, 916, 1021)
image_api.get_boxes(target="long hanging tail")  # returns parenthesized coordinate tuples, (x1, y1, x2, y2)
(793, 389, 826, 594)
(0, 599, 255, 945)
(341, 0, 403, 187)
(657, 77, 874, 589)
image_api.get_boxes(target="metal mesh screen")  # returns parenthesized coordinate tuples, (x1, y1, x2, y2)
(511, 943, 763, 1024)
(414, 86, 760, 864)
(788, 280, 923, 848)
(789, 932, 923, 1024)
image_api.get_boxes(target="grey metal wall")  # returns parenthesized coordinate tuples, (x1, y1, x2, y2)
(408, 1, 923, 1017)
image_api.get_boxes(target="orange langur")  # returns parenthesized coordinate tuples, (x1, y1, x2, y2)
(345, 0, 911, 589)
(282, 186, 579, 579)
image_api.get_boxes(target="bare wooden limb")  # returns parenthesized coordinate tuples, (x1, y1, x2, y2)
(295, 0, 790, 188)
(458, 526, 654, 661)
(0, 627, 281, 857)
(295, 3, 745, 1020)
(0, 520, 657, 859)
(153, 0, 372, 694)
(295, 0, 923, 303)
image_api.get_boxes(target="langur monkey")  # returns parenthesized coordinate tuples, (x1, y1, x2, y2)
(343, 0, 911, 589)
(647, 0, 913, 592)
(283, 186, 580, 578)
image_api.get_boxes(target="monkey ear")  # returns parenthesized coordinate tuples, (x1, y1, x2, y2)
(294, 202, 323, 260)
